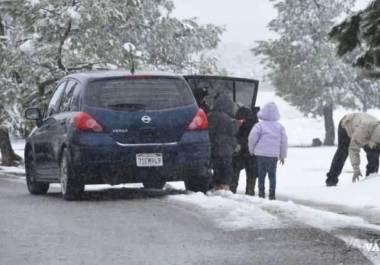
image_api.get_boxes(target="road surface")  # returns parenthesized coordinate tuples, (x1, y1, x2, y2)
(0, 176, 374, 265)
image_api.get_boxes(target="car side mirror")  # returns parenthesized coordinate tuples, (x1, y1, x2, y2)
(25, 108, 43, 127)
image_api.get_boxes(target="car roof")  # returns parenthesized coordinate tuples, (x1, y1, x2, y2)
(66, 70, 182, 83)
(184, 75, 259, 84)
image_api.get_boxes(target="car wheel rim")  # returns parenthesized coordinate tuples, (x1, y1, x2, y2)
(60, 157, 68, 195)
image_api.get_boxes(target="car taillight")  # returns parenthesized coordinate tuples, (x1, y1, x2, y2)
(75, 112, 103, 132)
(187, 109, 208, 131)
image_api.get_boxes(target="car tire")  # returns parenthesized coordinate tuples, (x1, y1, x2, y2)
(142, 180, 166, 189)
(185, 174, 211, 193)
(25, 150, 49, 195)
(60, 149, 84, 201)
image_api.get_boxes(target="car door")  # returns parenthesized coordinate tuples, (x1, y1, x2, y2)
(33, 81, 67, 180)
(184, 75, 259, 111)
(52, 79, 81, 154)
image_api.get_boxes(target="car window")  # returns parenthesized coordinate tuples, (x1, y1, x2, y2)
(46, 81, 67, 117)
(85, 77, 195, 111)
(58, 80, 79, 113)
(185, 76, 258, 110)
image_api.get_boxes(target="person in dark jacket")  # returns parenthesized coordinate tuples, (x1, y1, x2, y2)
(231, 106, 259, 195)
(193, 87, 211, 114)
(208, 93, 241, 191)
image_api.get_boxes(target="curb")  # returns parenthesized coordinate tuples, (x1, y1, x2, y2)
(0, 168, 26, 181)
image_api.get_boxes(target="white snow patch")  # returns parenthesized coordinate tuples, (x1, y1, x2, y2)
(123, 42, 136, 53)
(19, 40, 35, 55)
(172, 192, 283, 230)
(170, 192, 379, 232)
(29, 0, 40, 6)
(66, 7, 81, 22)
(0, 165, 25, 175)
(233, 146, 380, 212)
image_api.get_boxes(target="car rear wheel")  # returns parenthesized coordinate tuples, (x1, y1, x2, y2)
(25, 150, 49, 195)
(185, 174, 211, 193)
(142, 180, 166, 190)
(60, 149, 84, 201)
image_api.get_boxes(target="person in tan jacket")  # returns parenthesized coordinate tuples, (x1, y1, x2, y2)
(326, 113, 380, 186)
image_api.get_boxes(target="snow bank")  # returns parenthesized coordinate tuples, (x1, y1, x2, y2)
(173, 192, 282, 230)
(171, 192, 378, 232)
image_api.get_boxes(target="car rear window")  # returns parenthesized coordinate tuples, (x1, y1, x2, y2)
(85, 77, 195, 111)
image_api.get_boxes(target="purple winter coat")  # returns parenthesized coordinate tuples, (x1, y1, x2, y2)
(248, 102, 288, 159)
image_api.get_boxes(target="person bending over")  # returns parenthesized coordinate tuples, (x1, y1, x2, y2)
(326, 113, 380, 186)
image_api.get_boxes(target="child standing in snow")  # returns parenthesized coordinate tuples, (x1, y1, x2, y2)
(248, 102, 288, 200)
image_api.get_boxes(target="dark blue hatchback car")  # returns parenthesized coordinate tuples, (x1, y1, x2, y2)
(24, 71, 210, 200)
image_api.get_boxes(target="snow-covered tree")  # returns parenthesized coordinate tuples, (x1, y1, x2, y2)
(253, 0, 376, 145)
(330, 0, 380, 76)
(0, 0, 223, 134)
(0, 5, 31, 135)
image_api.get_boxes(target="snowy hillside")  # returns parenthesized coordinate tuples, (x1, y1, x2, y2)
(214, 43, 264, 80)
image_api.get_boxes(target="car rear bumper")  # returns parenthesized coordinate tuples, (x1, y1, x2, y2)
(70, 131, 210, 184)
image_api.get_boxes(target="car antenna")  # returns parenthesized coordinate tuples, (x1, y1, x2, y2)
(130, 55, 135, 75)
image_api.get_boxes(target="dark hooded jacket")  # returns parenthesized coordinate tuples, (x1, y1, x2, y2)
(235, 106, 258, 155)
(208, 94, 240, 158)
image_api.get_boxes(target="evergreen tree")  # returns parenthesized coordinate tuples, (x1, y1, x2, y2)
(253, 0, 375, 145)
(330, 0, 380, 76)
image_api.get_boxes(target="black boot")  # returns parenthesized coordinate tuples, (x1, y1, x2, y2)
(259, 191, 265, 198)
(326, 173, 338, 187)
(269, 191, 276, 200)
(326, 178, 338, 187)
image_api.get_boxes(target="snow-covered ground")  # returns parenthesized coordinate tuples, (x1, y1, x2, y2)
(252, 90, 380, 213)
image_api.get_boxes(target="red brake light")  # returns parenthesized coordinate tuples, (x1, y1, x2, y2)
(187, 109, 208, 131)
(75, 112, 103, 132)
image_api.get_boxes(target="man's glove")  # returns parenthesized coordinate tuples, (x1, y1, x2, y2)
(352, 170, 362, 183)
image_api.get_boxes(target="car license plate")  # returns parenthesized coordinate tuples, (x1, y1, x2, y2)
(136, 153, 163, 167)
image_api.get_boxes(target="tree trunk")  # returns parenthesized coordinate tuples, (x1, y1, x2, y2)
(0, 16, 5, 37)
(0, 126, 22, 166)
(323, 104, 335, 146)
(362, 102, 368, 112)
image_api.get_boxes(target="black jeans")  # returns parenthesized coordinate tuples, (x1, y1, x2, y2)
(231, 153, 257, 195)
(212, 156, 234, 186)
(326, 122, 380, 185)
(256, 156, 278, 196)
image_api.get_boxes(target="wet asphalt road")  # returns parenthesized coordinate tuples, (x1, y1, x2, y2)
(0, 176, 373, 265)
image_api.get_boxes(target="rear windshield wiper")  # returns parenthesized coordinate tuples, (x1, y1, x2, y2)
(107, 103, 146, 111)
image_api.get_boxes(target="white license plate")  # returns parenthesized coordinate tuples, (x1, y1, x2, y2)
(136, 153, 163, 167)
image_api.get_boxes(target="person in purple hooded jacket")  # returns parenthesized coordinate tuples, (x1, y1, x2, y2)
(248, 102, 288, 200)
